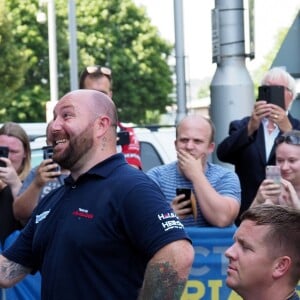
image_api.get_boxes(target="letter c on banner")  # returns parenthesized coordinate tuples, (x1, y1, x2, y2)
(190, 246, 210, 276)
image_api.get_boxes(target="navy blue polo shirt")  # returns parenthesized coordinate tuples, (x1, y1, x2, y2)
(3, 154, 190, 299)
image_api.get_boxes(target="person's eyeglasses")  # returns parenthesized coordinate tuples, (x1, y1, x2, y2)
(85, 65, 112, 79)
(275, 135, 300, 145)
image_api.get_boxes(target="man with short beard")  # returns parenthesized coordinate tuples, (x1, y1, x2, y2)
(0, 90, 194, 299)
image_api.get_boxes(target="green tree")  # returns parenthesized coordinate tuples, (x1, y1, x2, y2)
(0, 0, 28, 120)
(2, 0, 173, 124)
(251, 27, 289, 95)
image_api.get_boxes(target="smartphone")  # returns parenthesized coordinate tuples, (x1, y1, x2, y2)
(176, 188, 192, 209)
(265, 165, 281, 184)
(258, 85, 285, 109)
(43, 146, 54, 160)
(42, 146, 60, 173)
(0, 146, 9, 167)
(117, 131, 130, 146)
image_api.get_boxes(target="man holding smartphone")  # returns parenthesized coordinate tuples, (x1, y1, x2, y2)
(147, 115, 241, 227)
(14, 122, 69, 224)
(217, 67, 300, 225)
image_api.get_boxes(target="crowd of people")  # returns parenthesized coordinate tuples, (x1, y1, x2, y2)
(0, 65, 299, 299)
(217, 67, 300, 224)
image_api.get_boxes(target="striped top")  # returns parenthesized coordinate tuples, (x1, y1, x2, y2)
(147, 161, 241, 227)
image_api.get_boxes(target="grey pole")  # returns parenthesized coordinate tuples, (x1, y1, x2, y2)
(47, 0, 58, 102)
(174, 0, 187, 124)
(210, 0, 254, 164)
(68, 0, 78, 90)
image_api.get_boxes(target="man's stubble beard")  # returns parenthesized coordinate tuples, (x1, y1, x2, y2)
(56, 128, 94, 170)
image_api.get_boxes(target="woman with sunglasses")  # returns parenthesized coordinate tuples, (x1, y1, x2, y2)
(252, 130, 300, 209)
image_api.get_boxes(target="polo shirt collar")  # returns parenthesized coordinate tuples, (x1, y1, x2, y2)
(64, 153, 127, 185)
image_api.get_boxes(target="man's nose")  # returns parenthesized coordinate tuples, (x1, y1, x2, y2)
(51, 118, 62, 131)
(186, 140, 194, 149)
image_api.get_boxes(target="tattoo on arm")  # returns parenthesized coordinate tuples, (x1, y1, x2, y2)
(0, 258, 30, 285)
(138, 261, 187, 300)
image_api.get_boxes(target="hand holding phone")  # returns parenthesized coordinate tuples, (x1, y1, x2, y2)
(0, 146, 9, 167)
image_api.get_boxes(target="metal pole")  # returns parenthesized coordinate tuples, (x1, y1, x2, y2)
(210, 0, 254, 164)
(47, 0, 58, 102)
(68, 0, 78, 90)
(174, 0, 187, 124)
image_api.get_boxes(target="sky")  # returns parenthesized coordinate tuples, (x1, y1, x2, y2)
(133, 0, 300, 80)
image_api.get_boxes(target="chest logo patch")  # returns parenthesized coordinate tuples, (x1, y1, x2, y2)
(72, 208, 94, 219)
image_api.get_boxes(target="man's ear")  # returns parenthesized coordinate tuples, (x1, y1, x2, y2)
(95, 115, 110, 137)
(273, 256, 291, 279)
(208, 142, 215, 154)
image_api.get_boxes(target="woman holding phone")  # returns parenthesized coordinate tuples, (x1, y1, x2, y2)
(0, 122, 31, 245)
(252, 130, 300, 209)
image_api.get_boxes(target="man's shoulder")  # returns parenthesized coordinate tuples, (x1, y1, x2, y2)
(207, 162, 238, 178)
(230, 116, 251, 126)
(147, 161, 176, 175)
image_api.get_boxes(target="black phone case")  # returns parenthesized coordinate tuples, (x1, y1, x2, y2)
(117, 131, 130, 146)
(0, 146, 9, 167)
(42, 146, 54, 159)
(258, 85, 285, 109)
(176, 188, 192, 209)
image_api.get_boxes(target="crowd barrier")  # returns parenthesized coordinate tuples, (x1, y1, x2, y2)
(0, 227, 299, 300)
(181, 226, 300, 300)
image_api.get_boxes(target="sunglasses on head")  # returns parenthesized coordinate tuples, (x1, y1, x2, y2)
(85, 65, 112, 78)
(275, 135, 300, 145)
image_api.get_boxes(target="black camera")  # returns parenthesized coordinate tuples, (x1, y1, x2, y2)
(0, 146, 9, 167)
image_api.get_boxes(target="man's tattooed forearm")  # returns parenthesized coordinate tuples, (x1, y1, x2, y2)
(138, 262, 187, 299)
(0, 260, 29, 281)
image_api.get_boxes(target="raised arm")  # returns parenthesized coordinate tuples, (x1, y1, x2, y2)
(177, 150, 240, 227)
(0, 158, 22, 198)
(138, 239, 194, 299)
(14, 160, 61, 223)
(0, 254, 30, 288)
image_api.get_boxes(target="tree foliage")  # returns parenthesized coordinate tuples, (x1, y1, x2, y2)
(1, 0, 174, 124)
(0, 0, 29, 119)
